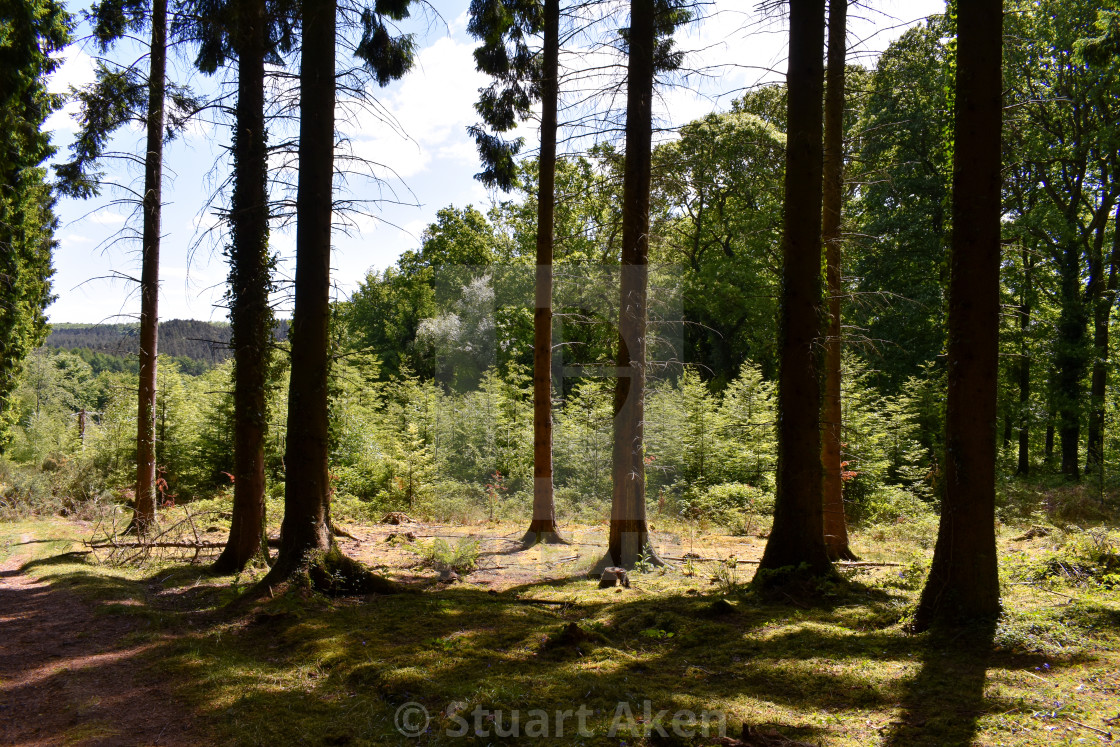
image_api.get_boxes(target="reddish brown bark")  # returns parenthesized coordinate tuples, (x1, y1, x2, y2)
(604, 0, 661, 569)
(755, 0, 831, 577)
(133, 0, 167, 535)
(821, 0, 856, 562)
(914, 0, 1003, 630)
(263, 0, 335, 582)
(523, 0, 565, 547)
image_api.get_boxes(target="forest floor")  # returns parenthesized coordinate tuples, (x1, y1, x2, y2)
(1, 509, 1118, 746)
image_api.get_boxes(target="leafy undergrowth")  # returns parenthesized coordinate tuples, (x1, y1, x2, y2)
(2, 517, 1119, 746)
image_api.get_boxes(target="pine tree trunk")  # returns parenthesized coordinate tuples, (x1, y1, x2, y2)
(134, 0, 167, 535)
(266, 0, 335, 580)
(605, 0, 659, 570)
(913, 0, 1003, 631)
(523, 0, 565, 547)
(215, 0, 271, 573)
(821, 0, 856, 562)
(755, 0, 831, 578)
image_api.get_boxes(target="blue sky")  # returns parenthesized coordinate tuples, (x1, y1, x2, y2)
(44, 0, 945, 324)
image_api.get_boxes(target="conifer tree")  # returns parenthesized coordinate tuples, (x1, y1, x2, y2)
(177, 0, 295, 571)
(753, 0, 832, 580)
(467, 0, 567, 545)
(0, 0, 69, 452)
(913, 0, 1003, 630)
(263, 0, 416, 585)
(56, 0, 182, 533)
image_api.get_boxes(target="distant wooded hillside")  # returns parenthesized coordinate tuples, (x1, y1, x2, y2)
(45, 319, 289, 370)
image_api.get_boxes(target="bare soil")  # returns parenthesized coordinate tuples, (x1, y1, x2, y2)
(0, 536, 203, 746)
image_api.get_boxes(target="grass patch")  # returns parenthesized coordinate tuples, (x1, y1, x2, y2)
(4, 513, 1120, 746)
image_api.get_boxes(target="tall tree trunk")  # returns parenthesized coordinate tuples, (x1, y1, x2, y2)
(821, 0, 855, 562)
(604, 0, 659, 570)
(523, 0, 565, 547)
(754, 0, 831, 578)
(215, 0, 272, 573)
(1055, 240, 1087, 480)
(134, 0, 167, 535)
(1016, 247, 1032, 476)
(913, 0, 1003, 631)
(266, 0, 335, 580)
(1085, 204, 1119, 472)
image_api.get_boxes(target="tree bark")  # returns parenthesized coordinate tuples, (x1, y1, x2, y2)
(134, 0, 167, 535)
(264, 0, 335, 581)
(604, 0, 660, 570)
(215, 0, 272, 573)
(1055, 240, 1087, 480)
(754, 0, 831, 578)
(914, 0, 1003, 631)
(1016, 247, 1032, 476)
(523, 0, 566, 547)
(821, 0, 855, 562)
(1085, 203, 1119, 472)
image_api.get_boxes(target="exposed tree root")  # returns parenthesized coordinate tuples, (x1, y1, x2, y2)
(253, 545, 404, 600)
(749, 563, 843, 602)
(519, 527, 569, 548)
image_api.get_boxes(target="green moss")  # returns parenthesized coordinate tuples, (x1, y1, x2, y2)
(4, 516, 1120, 746)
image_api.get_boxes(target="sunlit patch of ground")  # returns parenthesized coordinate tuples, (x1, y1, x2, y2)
(1, 514, 1118, 746)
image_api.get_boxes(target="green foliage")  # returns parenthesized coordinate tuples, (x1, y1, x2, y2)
(848, 14, 953, 391)
(407, 536, 481, 573)
(652, 98, 786, 383)
(680, 483, 772, 528)
(466, 0, 543, 189)
(0, 0, 68, 452)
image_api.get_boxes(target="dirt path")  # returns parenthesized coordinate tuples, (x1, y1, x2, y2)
(0, 538, 201, 746)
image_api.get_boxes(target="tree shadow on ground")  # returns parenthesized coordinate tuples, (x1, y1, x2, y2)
(4, 545, 1097, 746)
(882, 621, 1000, 747)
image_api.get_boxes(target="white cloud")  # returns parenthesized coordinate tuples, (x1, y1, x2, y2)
(48, 47, 97, 95)
(44, 48, 98, 133)
(88, 210, 128, 226)
(340, 30, 488, 183)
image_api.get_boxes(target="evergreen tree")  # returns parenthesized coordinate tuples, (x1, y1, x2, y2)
(263, 0, 416, 585)
(0, 0, 69, 452)
(178, 0, 295, 571)
(821, 0, 856, 560)
(467, 0, 567, 545)
(753, 0, 832, 580)
(55, 0, 182, 533)
(913, 0, 1003, 631)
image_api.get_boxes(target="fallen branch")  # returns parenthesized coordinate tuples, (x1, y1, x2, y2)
(663, 556, 759, 564)
(1010, 582, 1079, 601)
(88, 540, 226, 550)
(662, 556, 902, 568)
(1065, 717, 1112, 739)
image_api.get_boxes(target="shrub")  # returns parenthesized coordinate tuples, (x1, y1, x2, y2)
(678, 482, 772, 529)
(408, 536, 481, 573)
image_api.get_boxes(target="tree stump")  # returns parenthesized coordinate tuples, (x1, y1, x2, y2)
(598, 567, 630, 589)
